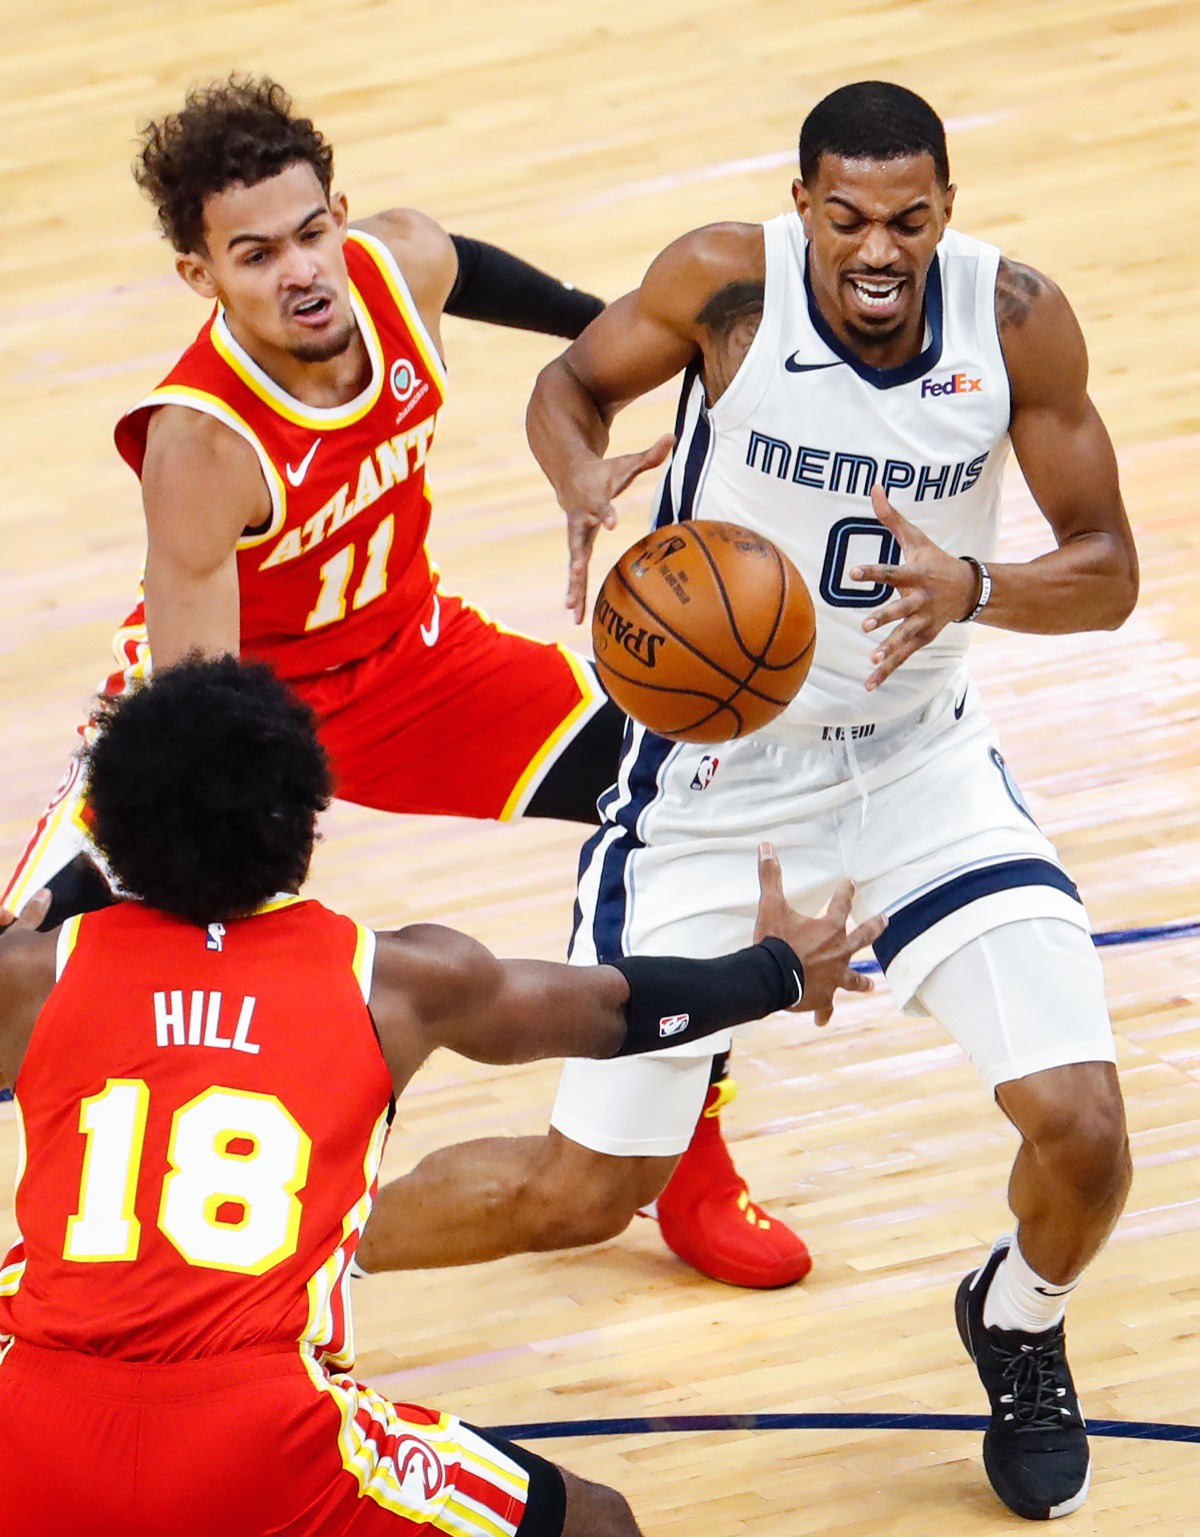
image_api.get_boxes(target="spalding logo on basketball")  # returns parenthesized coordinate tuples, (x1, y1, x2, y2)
(592, 521, 815, 743)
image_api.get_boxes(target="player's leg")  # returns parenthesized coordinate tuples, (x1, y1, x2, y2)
(854, 690, 1122, 1520)
(359, 1122, 681, 1271)
(916, 920, 1125, 1521)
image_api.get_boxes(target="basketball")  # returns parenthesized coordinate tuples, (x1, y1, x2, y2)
(591, 521, 816, 743)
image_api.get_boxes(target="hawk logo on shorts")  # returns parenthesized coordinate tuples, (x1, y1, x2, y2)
(394, 1436, 446, 1501)
(690, 755, 720, 791)
(659, 1013, 690, 1038)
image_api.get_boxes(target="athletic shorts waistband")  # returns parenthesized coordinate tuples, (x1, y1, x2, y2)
(0, 1338, 305, 1398)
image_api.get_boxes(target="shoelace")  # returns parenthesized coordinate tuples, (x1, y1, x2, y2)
(996, 1336, 1074, 1432)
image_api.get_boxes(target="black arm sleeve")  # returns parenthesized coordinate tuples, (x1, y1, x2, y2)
(609, 937, 804, 1056)
(446, 234, 605, 339)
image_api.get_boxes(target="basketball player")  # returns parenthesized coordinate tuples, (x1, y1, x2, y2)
(1, 76, 809, 1290)
(0, 656, 882, 1536)
(365, 84, 1140, 1521)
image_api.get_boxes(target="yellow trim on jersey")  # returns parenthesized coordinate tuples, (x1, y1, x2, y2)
(210, 292, 385, 430)
(351, 924, 377, 1004)
(254, 893, 305, 916)
(55, 914, 84, 980)
(4, 781, 87, 914)
(349, 229, 449, 396)
(298, 1351, 526, 1536)
(300, 1105, 389, 1369)
(498, 646, 603, 821)
(135, 385, 288, 549)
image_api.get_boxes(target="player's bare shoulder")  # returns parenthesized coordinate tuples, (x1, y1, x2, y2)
(650, 222, 765, 402)
(355, 207, 456, 322)
(994, 255, 1088, 410)
(143, 405, 270, 548)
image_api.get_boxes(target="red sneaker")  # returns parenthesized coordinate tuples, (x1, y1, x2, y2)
(654, 1079, 812, 1288)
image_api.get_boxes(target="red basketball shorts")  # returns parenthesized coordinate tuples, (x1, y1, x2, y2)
(3, 589, 602, 911)
(0, 1339, 566, 1537)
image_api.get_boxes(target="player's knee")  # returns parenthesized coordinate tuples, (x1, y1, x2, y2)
(516, 1137, 670, 1251)
(1014, 1064, 1130, 1206)
(560, 1468, 643, 1537)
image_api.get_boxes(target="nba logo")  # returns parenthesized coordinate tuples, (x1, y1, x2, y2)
(690, 755, 720, 791)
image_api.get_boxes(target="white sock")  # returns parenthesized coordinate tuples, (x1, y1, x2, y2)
(983, 1235, 1079, 1333)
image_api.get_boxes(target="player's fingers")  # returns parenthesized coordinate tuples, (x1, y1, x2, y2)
(824, 878, 854, 927)
(815, 1003, 833, 1028)
(848, 913, 887, 953)
(869, 484, 917, 539)
(861, 594, 918, 632)
(756, 842, 785, 905)
(609, 434, 674, 497)
(865, 619, 926, 690)
(850, 561, 910, 589)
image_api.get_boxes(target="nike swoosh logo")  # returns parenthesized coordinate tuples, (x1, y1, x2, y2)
(419, 593, 441, 648)
(285, 437, 323, 487)
(954, 689, 968, 720)
(784, 354, 842, 374)
(1033, 1283, 1075, 1297)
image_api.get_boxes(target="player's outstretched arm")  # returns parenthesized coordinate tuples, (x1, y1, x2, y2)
(368, 846, 885, 1093)
(526, 225, 758, 620)
(141, 406, 264, 667)
(361, 208, 605, 348)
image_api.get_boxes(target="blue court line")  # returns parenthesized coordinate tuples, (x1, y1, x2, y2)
(1, 914, 1197, 1106)
(491, 1410, 1200, 1445)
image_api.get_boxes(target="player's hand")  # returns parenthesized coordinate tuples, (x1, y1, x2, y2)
(852, 486, 979, 690)
(561, 433, 674, 623)
(0, 889, 52, 934)
(753, 845, 885, 1027)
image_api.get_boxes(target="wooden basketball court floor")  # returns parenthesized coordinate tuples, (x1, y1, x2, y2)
(2, 1, 1199, 1530)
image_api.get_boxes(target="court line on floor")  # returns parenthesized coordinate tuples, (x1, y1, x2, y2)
(1, 912, 1197, 1104)
(489, 1410, 1200, 1445)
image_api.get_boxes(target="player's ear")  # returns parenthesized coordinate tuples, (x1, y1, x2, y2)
(943, 182, 957, 224)
(176, 250, 219, 302)
(330, 190, 349, 235)
(792, 177, 812, 231)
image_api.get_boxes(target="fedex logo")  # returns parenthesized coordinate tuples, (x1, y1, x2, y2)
(921, 372, 983, 398)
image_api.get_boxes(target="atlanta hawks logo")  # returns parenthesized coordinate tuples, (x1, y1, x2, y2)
(393, 1436, 446, 1501)
(390, 358, 418, 402)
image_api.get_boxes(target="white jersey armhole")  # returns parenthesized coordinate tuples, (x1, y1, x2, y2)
(706, 215, 790, 431)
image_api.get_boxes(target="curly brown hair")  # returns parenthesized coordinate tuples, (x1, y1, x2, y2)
(134, 75, 335, 253)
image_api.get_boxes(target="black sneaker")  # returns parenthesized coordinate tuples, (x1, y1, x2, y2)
(955, 1240, 1090, 1520)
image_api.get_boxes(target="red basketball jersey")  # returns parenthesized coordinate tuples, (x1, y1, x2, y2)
(114, 231, 447, 682)
(0, 899, 393, 1366)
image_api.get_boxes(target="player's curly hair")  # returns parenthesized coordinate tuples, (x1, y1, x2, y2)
(134, 75, 335, 253)
(84, 656, 333, 926)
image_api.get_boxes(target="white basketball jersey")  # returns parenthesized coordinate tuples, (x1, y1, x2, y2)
(653, 212, 1011, 731)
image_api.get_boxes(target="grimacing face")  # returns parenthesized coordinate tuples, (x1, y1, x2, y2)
(793, 152, 955, 360)
(176, 160, 357, 365)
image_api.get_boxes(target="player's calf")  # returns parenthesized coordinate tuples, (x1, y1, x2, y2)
(560, 1467, 644, 1536)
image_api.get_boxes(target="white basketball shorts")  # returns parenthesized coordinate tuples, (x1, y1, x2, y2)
(551, 670, 1116, 1156)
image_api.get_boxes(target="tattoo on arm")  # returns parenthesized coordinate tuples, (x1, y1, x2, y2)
(697, 281, 764, 337)
(697, 281, 764, 400)
(995, 258, 1051, 332)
